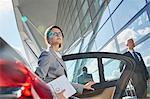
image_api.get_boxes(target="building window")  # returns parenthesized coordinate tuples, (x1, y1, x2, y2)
(73, 27, 82, 42)
(79, 0, 89, 22)
(100, 40, 117, 52)
(117, 11, 150, 51)
(95, 19, 114, 50)
(71, 7, 78, 26)
(81, 30, 93, 52)
(112, 0, 146, 32)
(108, 0, 122, 14)
(90, 40, 98, 52)
(80, 11, 91, 33)
(90, 0, 100, 19)
(97, 6, 110, 32)
(77, 0, 84, 10)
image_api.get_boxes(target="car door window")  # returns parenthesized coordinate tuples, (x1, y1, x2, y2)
(65, 58, 99, 84)
(65, 57, 125, 84)
(102, 58, 122, 81)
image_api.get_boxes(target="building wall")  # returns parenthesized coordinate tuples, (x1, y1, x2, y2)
(56, 0, 150, 82)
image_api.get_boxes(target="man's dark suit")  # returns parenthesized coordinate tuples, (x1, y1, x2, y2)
(78, 73, 93, 85)
(120, 51, 149, 98)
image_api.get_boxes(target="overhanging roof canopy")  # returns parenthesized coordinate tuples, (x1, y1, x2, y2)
(12, 0, 59, 50)
(13, 0, 58, 30)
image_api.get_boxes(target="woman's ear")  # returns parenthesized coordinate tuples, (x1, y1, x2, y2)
(49, 39, 53, 45)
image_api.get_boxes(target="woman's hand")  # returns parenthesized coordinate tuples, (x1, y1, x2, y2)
(56, 89, 66, 99)
(83, 81, 95, 91)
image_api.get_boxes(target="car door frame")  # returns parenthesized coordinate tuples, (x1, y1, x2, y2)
(62, 52, 136, 99)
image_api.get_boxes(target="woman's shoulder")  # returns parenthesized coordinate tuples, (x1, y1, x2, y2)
(40, 49, 53, 57)
(41, 49, 49, 54)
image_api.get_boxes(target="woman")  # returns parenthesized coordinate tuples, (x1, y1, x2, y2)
(35, 26, 95, 99)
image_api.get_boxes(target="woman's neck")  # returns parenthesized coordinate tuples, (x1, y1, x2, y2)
(51, 45, 60, 52)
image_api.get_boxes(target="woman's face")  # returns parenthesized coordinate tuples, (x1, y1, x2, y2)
(50, 28, 63, 46)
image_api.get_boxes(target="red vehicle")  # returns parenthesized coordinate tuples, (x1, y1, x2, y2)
(0, 59, 53, 99)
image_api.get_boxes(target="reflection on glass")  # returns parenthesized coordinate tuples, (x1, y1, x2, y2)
(64, 32, 74, 52)
(81, 58, 99, 83)
(81, 11, 91, 33)
(99, 0, 103, 6)
(65, 60, 77, 82)
(86, 59, 98, 73)
(70, 42, 82, 54)
(73, 30, 82, 44)
(92, 71, 99, 82)
(117, 11, 150, 51)
(78, 66, 94, 84)
(81, 30, 93, 52)
(64, 39, 81, 55)
(73, 17, 80, 36)
(108, 0, 122, 14)
(70, 0, 76, 16)
(90, 2, 97, 19)
(90, 40, 98, 52)
(84, 12, 91, 28)
(135, 38, 150, 67)
(65, 58, 100, 83)
(77, 0, 84, 10)
(97, 7, 110, 31)
(103, 59, 122, 81)
(72, 7, 78, 26)
(95, 19, 114, 50)
(90, 0, 100, 19)
(112, 0, 146, 32)
(79, 0, 88, 21)
(100, 40, 117, 52)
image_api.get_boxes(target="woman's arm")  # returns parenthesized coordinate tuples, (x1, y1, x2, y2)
(71, 81, 95, 94)
(36, 51, 51, 80)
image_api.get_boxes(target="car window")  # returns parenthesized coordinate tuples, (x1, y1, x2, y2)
(102, 58, 122, 81)
(65, 57, 124, 84)
(65, 58, 99, 84)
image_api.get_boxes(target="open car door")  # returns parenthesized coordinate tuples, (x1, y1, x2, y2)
(62, 52, 136, 99)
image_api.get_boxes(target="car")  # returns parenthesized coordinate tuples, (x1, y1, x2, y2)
(0, 36, 137, 99)
(0, 50, 137, 99)
(0, 59, 53, 99)
(0, 51, 137, 99)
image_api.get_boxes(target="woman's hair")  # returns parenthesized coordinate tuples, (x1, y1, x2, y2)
(44, 25, 64, 48)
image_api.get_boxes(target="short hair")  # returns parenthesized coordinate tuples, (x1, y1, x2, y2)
(45, 25, 64, 40)
(125, 38, 134, 46)
(82, 67, 87, 72)
(44, 25, 64, 47)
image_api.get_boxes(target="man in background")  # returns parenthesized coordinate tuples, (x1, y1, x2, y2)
(78, 67, 93, 85)
(120, 38, 149, 98)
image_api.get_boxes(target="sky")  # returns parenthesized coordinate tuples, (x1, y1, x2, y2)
(0, 0, 28, 61)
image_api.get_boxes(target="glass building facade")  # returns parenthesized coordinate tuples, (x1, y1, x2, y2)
(56, 0, 150, 83)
